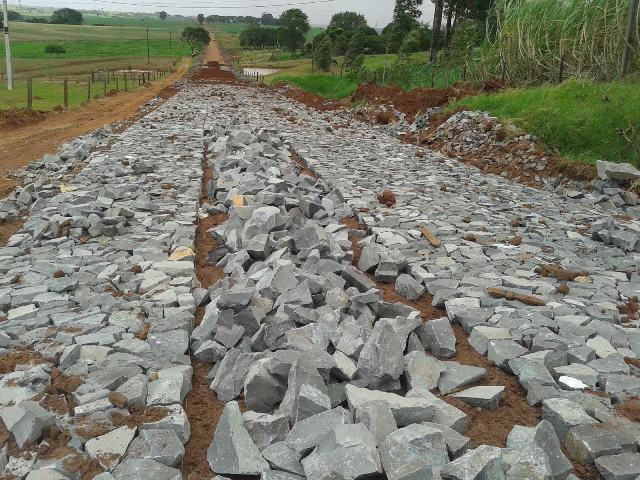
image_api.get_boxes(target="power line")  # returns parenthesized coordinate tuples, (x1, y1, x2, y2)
(23, 0, 340, 9)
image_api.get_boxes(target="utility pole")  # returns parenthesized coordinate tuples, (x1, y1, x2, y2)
(2, 0, 13, 90)
(621, 0, 640, 76)
(146, 27, 150, 64)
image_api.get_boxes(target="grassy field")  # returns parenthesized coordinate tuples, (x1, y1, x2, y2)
(1, 16, 194, 80)
(454, 78, 640, 165)
(0, 13, 194, 111)
(0, 68, 174, 111)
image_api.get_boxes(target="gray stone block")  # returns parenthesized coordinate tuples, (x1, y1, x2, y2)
(595, 453, 640, 480)
(380, 424, 448, 480)
(450, 385, 505, 410)
(207, 401, 269, 475)
(419, 317, 456, 358)
(354, 401, 398, 446)
(542, 398, 598, 441)
(243, 411, 290, 452)
(440, 444, 505, 480)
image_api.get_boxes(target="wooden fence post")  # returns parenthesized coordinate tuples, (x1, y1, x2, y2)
(88, 75, 91, 100)
(91, 71, 94, 83)
(63, 80, 68, 108)
(27, 79, 33, 110)
(124, 74, 128, 92)
(116, 77, 119, 92)
(104, 77, 107, 96)
(431, 68, 436, 88)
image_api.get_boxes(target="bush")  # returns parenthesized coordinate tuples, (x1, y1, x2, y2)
(45, 44, 66, 54)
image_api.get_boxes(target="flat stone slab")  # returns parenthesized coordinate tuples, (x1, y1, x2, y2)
(595, 452, 640, 480)
(450, 385, 505, 410)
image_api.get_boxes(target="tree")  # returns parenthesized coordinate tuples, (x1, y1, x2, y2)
(182, 26, 210, 55)
(389, 0, 423, 51)
(314, 37, 332, 71)
(397, 28, 420, 62)
(159, 11, 168, 21)
(261, 13, 277, 25)
(239, 24, 280, 49)
(51, 8, 83, 25)
(278, 8, 310, 52)
(197, 14, 205, 24)
(328, 11, 367, 32)
(345, 29, 366, 70)
(429, 0, 444, 63)
(8, 11, 22, 21)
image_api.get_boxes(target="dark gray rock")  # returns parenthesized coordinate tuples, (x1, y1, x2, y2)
(380, 424, 448, 480)
(207, 401, 269, 475)
(440, 445, 505, 480)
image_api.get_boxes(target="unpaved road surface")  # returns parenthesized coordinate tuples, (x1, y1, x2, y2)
(0, 61, 638, 480)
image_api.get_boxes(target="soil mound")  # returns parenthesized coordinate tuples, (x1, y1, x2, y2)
(351, 81, 477, 120)
(0, 109, 47, 131)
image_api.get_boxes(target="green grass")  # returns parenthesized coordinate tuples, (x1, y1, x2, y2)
(11, 57, 179, 79)
(0, 72, 164, 111)
(272, 74, 358, 99)
(453, 78, 640, 165)
(3, 40, 189, 59)
(1, 20, 191, 81)
(264, 53, 461, 93)
(9, 19, 194, 42)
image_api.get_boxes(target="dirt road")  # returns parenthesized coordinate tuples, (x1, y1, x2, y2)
(0, 58, 190, 196)
(203, 31, 226, 64)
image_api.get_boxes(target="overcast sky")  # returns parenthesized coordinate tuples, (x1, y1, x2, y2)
(16, 1, 436, 27)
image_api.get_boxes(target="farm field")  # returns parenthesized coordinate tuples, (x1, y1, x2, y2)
(0, 14, 195, 110)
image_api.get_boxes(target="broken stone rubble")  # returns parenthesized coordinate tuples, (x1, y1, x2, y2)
(1, 77, 639, 480)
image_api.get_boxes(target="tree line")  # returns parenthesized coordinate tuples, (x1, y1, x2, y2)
(224, 0, 497, 70)
(1, 8, 85, 26)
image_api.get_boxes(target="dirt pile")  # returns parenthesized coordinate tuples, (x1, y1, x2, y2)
(351, 81, 477, 121)
(273, 82, 343, 112)
(191, 61, 237, 83)
(0, 109, 47, 131)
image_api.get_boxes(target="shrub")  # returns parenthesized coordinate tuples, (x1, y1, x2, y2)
(45, 44, 66, 54)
